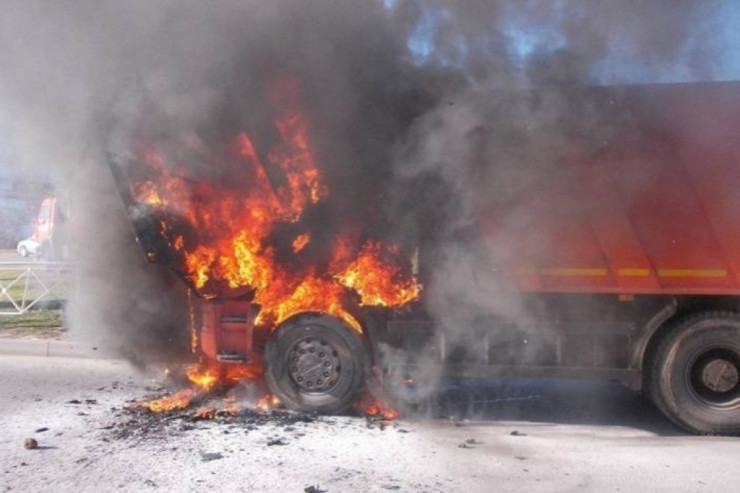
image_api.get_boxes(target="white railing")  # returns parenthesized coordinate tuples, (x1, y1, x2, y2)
(0, 261, 73, 315)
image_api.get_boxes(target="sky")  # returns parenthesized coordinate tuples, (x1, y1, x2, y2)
(390, 0, 740, 83)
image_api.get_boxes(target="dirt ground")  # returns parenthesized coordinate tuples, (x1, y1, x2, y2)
(1, 355, 738, 493)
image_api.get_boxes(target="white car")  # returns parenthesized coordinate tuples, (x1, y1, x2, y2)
(17, 237, 40, 257)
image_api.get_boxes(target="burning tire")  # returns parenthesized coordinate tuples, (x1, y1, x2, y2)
(265, 313, 368, 414)
(646, 312, 740, 435)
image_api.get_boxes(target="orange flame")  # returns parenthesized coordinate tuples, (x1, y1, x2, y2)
(292, 233, 311, 253)
(256, 394, 281, 413)
(336, 241, 422, 307)
(186, 363, 220, 391)
(191, 396, 242, 420)
(222, 396, 242, 416)
(127, 77, 420, 339)
(191, 406, 217, 420)
(128, 362, 261, 414)
(366, 401, 400, 421)
(127, 388, 198, 413)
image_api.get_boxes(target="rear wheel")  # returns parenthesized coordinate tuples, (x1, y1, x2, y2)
(264, 313, 368, 414)
(646, 312, 740, 435)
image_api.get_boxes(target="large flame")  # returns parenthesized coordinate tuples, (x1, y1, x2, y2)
(127, 361, 262, 413)
(128, 76, 420, 334)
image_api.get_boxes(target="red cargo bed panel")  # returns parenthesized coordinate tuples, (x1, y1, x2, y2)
(478, 81, 740, 295)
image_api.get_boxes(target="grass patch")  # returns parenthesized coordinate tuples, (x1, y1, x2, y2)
(0, 268, 71, 311)
(0, 309, 64, 329)
(0, 267, 69, 337)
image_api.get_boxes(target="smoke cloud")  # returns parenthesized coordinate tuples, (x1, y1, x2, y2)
(0, 0, 729, 373)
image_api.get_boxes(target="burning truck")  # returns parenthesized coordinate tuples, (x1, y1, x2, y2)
(109, 78, 740, 435)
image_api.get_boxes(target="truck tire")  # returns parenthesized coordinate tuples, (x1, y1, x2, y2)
(264, 313, 368, 415)
(646, 312, 740, 435)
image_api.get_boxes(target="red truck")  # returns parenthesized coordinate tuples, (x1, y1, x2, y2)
(17, 196, 69, 260)
(113, 80, 740, 435)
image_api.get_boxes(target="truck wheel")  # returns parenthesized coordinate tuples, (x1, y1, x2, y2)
(264, 313, 368, 415)
(646, 312, 740, 435)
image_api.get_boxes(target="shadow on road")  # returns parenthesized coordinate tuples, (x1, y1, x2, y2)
(411, 378, 683, 436)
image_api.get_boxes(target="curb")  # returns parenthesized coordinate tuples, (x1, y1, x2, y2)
(0, 339, 111, 359)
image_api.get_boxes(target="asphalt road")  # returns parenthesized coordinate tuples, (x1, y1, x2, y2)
(1, 355, 738, 492)
(0, 248, 39, 264)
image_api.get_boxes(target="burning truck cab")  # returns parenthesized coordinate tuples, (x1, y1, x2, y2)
(110, 79, 740, 435)
(108, 77, 420, 416)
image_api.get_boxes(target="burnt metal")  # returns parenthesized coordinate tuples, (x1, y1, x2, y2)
(113, 406, 316, 441)
(288, 336, 342, 393)
(359, 307, 394, 366)
(106, 152, 136, 208)
(216, 352, 248, 363)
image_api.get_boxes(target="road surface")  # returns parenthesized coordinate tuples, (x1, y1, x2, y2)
(1, 355, 738, 492)
(0, 249, 26, 263)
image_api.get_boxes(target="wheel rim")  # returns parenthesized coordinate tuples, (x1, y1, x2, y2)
(287, 336, 342, 394)
(687, 346, 740, 407)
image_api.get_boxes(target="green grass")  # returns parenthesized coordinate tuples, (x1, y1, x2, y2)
(0, 268, 69, 335)
(0, 309, 65, 339)
(0, 268, 70, 311)
(0, 309, 63, 329)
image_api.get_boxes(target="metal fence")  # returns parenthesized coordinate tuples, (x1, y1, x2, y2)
(0, 261, 73, 315)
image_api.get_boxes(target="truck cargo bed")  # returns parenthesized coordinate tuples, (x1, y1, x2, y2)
(478, 81, 740, 295)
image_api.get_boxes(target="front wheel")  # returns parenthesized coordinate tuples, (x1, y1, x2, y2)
(264, 313, 368, 414)
(646, 312, 740, 435)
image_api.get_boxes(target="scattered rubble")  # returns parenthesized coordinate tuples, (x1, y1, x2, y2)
(458, 438, 482, 449)
(23, 438, 38, 450)
(200, 452, 223, 462)
(110, 404, 317, 442)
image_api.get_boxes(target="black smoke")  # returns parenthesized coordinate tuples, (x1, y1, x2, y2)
(0, 0, 725, 364)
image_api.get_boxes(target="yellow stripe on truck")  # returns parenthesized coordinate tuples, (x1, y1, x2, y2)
(657, 269, 728, 278)
(540, 268, 607, 276)
(618, 268, 651, 277)
(539, 267, 728, 278)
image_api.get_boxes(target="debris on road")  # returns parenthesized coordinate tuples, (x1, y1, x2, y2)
(111, 401, 317, 441)
(458, 438, 482, 449)
(304, 486, 327, 493)
(24, 438, 38, 450)
(66, 398, 97, 406)
(200, 452, 223, 462)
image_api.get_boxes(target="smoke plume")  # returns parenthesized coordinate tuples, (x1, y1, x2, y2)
(0, 0, 727, 369)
